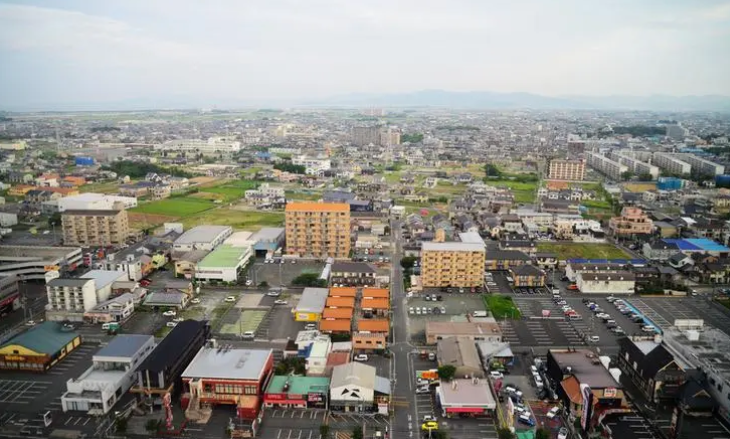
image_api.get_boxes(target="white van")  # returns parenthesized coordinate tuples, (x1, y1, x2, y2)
(534, 376, 544, 388)
(473, 311, 488, 318)
(641, 325, 656, 333)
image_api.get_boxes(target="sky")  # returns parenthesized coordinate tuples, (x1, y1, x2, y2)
(0, 0, 729, 110)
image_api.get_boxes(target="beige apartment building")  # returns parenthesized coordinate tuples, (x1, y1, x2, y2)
(548, 159, 586, 181)
(62, 203, 129, 246)
(609, 207, 654, 236)
(421, 242, 486, 288)
(285, 202, 351, 258)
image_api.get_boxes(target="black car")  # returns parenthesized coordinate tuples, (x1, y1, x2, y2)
(436, 295, 443, 301)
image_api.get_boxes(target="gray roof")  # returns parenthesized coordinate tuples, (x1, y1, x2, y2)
(82, 270, 127, 290)
(174, 226, 232, 245)
(182, 347, 272, 380)
(144, 291, 186, 305)
(295, 288, 329, 314)
(550, 349, 620, 389)
(437, 336, 483, 372)
(374, 376, 391, 395)
(459, 232, 485, 245)
(95, 334, 153, 359)
(331, 362, 376, 390)
(579, 271, 635, 281)
(250, 227, 285, 242)
(47, 278, 92, 288)
(422, 242, 486, 252)
(331, 262, 376, 274)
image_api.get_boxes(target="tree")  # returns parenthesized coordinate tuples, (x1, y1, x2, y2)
(637, 173, 654, 182)
(621, 171, 634, 181)
(437, 365, 456, 381)
(48, 212, 62, 227)
(401, 133, 424, 143)
(292, 273, 327, 287)
(484, 163, 502, 178)
(352, 426, 364, 439)
(497, 428, 515, 439)
(319, 425, 330, 439)
(535, 428, 551, 439)
(400, 256, 417, 270)
(273, 162, 306, 174)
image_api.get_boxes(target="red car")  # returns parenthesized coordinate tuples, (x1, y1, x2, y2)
(140, 279, 151, 287)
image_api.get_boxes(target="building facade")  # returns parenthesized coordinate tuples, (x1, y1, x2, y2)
(421, 242, 486, 288)
(609, 207, 654, 236)
(586, 152, 628, 181)
(285, 203, 351, 259)
(62, 205, 129, 246)
(548, 159, 586, 181)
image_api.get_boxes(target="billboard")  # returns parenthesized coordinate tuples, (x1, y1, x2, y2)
(580, 384, 594, 432)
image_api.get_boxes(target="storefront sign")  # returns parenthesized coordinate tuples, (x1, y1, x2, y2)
(603, 387, 617, 398)
(265, 393, 287, 401)
(308, 393, 324, 403)
(4, 355, 26, 362)
(581, 384, 594, 432)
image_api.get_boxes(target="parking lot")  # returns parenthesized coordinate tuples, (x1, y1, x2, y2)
(502, 296, 584, 347)
(250, 260, 325, 287)
(484, 271, 512, 294)
(406, 293, 484, 340)
(626, 296, 730, 334)
(257, 409, 326, 439)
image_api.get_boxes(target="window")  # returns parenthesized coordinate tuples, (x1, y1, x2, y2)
(244, 386, 257, 395)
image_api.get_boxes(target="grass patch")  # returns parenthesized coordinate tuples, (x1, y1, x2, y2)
(182, 209, 284, 231)
(199, 180, 259, 202)
(537, 242, 631, 260)
(483, 294, 521, 319)
(486, 179, 537, 204)
(131, 197, 214, 217)
(80, 181, 119, 194)
(219, 310, 267, 335)
(581, 199, 612, 209)
(285, 190, 322, 201)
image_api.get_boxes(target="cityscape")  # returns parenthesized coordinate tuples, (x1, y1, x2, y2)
(1, 2, 730, 439)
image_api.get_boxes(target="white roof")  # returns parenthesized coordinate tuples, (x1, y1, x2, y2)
(459, 232, 486, 246)
(422, 242, 486, 252)
(224, 231, 254, 247)
(175, 226, 232, 245)
(82, 270, 128, 290)
(295, 288, 329, 314)
(182, 347, 272, 380)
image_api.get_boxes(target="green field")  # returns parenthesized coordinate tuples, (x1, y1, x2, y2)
(486, 179, 537, 204)
(80, 181, 119, 194)
(483, 294, 521, 319)
(131, 197, 214, 217)
(182, 209, 284, 231)
(199, 180, 259, 202)
(285, 190, 322, 201)
(581, 199, 612, 209)
(537, 242, 631, 260)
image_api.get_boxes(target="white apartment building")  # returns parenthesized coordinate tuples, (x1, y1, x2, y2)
(291, 155, 331, 175)
(586, 152, 628, 181)
(609, 152, 660, 179)
(44, 193, 138, 214)
(652, 153, 692, 175)
(672, 153, 725, 176)
(306, 336, 332, 376)
(155, 137, 241, 155)
(62, 335, 156, 415)
(45, 270, 129, 322)
(548, 159, 586, 181)
(576, 271, 636, 294)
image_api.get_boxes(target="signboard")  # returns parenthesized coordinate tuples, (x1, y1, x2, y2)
(4, 355, 26, 362)
(603, 388, 617, 398)
(44, 265, 60, 272)
(580, 384, 593, 432)
(266, 393, 287, 401)
(307, 393, 324, 403)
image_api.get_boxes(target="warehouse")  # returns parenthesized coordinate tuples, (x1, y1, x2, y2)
(195, 244, 253, 283)
(293, 288, 329, 322)
(0, 322, 81, 372)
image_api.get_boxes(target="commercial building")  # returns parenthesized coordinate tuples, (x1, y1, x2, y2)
(425, 321, 502, 345)
(62, 334, 156, 415)
(436, 378, 496, 417)
(181, 347, 274, 421)
(46, 270, 129, 321)
(263, 376, 330, 409)
(172, 225, 233, 255)
(652, 152, 692, 176)
(0, 321, 81, 372)
(62, 204, 130, 246)
(609, 207, 654, 236)
(132, 320, 210, 405)
(0, 275, 20, 314)
(548, 159, 586, 181)
(294, 288, 330, 322)
(250, 227, 285, 255)
(437, 337, 484, 378)
(195, 244, 253, 283)
(0, 245, 83, 280)
(586, 152, 628, 181)
(329, 362, 390, 413)
(285, 202, 351, 259)
(617, 336, 686, 405)
(46, 193, 138, 213)
(155, 137, 241, 155)
(421, 242, 486, 288)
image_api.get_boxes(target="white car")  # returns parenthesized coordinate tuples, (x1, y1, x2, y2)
(416, 385, 430, 394)
(267, 291, 281, 297)
(224, 296, 237, 303)
(274, 300, 288, 305)
(190, 298, 201, 304)
(245, 280, 253, 286)
(171, 317, 184, 323)
(589, 335, 600, 343)
(547, 406, 561, 419)
(558, 427, 569, 439)
(354, 354, 369, 362)
(166, 322, 178, 328)
(489, 371, 504, 380)
(416, 378, 429, 386)
(422, 415, 436, 422)
(162, 310, 176, 317)
(408, 307, 414, 314)
(291, 259, 296, 264)
(304, 323, 317, 330)
(25, 320, 37, 326)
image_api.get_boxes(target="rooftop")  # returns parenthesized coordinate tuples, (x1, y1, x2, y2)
(459, 232, 486, 246)
(47, 278, 92, 288)
(331, 262, 375, 274)
(1, 321, 79, 355)
(82, 270, 128, 290)
(437, 378, 496, 408)
(361, 288, 389, 298)
(265, 376, 330, 395)
(139, 320, 208, 373)
(550, 349, 620, 389)
(285, 202, 349, 213)
(662, 238, 730, 253)
(197, 244, 249, 269)
(295, 288, 330, 313)
(174, 225, 232, 245)
(182, 347, 272, 381)
(328, 287, 357, 297)
(422, 242, 486, 253)
(0, 245, 80, 262)
(63, 209, 122, 216)
(331, 361, 376, 390)
(250, 227, 285, 242)
(95, 334, 153, 359)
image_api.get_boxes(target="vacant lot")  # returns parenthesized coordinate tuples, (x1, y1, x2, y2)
(182, 209, 284, 231)
(220, 310, 267, 335)
(80, 181, 119, 194)
(131, 197, 214, 217)
(199, 180, 259, 202)
(537, 242, 631, 260)
(486, 179, 537, 204)
(285, 190, 322, 201)
(483, 294, 521, 319)
(128, 212, 177, 229)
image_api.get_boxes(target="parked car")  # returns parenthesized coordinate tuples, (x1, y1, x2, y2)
(354, 354, 369, 362)
(245, 280, 253, 286)
(274, 300, 288, 305)
(416, 385, 430, 394)
(518, 414, 535, 426)
(409, 307, 414, 314)
(190, 298, 201, 304)
(266, 290, 281, 297)
(558, 427, 569, 439)
(589, 335, 600, 343)
(166, 322, 178, 328)
(242, 331, 255, 339)
(224, 296, 237, 303)
(304, 323, 317, 330)
(547, 406, 561, 419)
(490, 371, 504, 380)
(162, 310, 177, 317)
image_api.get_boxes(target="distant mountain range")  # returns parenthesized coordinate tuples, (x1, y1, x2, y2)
(308, 90, 730, 111)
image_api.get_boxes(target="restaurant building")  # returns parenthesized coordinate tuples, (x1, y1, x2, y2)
(263, 376, 330, 409)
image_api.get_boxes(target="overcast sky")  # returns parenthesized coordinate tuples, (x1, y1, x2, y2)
(1, 0, 729, 109)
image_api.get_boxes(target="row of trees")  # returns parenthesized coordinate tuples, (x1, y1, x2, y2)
(104, 161, 193, 179)
(401, 133, 424, 143)
(273, 162, 306, 174)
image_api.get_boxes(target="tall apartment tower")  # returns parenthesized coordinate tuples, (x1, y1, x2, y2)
(285, 202, 351, 259)
(548, 159, 586, 181)
(420, 242, 486, 288)
(62, 202, 129, 246)
(351, 127, 381, 146)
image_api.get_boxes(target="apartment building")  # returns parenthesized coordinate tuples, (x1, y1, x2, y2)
(609, 207, 654, 236)
(291, 155, 332, 175)
(608, 152, 660, 179)
(586, 152, 628, 181)
(61, 203, 129, 246)
(652, 152, 691, 175)
(421, 242, 486, 288)
(351, 127, 380, 146)
(548, 159, 586, 181)
(672, 153, 725, 176)
(285, 202, 351, 259)
(155, 137, 241, 155)
(46, 270, 129, 321)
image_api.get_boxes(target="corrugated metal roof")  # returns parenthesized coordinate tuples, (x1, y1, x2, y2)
(1, 322, 78, 355)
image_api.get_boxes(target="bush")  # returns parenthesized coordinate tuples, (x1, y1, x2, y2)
(292, 273, 327, 287)
(437, 365, 456, 381)
(145, 419, 160, 432)
(114, 417, 128, 433)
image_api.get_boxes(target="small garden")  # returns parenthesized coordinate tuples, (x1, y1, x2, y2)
(482, 294, 521, 319)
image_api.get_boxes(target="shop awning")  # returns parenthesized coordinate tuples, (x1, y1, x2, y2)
(445, 407, 486, 413)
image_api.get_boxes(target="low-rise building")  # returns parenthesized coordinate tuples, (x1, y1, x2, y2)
(329, 362, 390, 413)
(294, 288, 330, 322)
(46, 270, 129, 322)
(510, 264, 546, 287)
(609, 207, 654, 236)
(330, 262, 376, 286)
(484, 250, 530, 270)
(426, 321, 502, 345)
(263, 376, 330, 410)
(437, 337, 484, 378)
(436, 378, 496, 417)
(0, 321, 81, 372)
(576, 271, 636, 294)
(172, 226, 233, 255)
(61, 335, 156, 414)
(83, 293, 135, 324)
(195, 244, 253, 283)
(617, 336, 686, 405)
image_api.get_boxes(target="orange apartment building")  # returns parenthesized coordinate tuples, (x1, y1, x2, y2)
(285, 202, 351, 259)
(328, 287, 357, 298)
(548, 159, 586, 181)
(609, 207, 654, 236)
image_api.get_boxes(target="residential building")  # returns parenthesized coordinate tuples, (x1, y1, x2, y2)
(83, 293, 135, 324)
(652, 152, 692, 176)
(285, 202, 351, 259)
(437, 336, 484, 378)
(0, 245, 82, 281)
(510, 264, 546, 287)
(484, 250, 530, 270)
(425, 321, 502, 345)
(330, 262, 376, 286)
(155, 137, 241, 155)
(172, 226, 233, 255)
(548, 159, 586, 181)
(353, 332, 387, 353)
(351, 127, 380, 146)
(642, 241, 681, 261)
(586, 152, 628, 181)
(62, 335, 156, 415)
(609, 207, 654, 236)
(182, 347, 274, 421)
(671, 153, 725, 176)
(421, 242, 486, 288)
(617, 336, 686, 405)
(294, 288, 330, 322)
(62, 204, 129, 246)
(174, 250, 210, 279)
(263, 376, 330, 409)
(291, 155, 331, 175)
(99, 232, 176, 281)
(575, 271, 636, 294)
(609, 152, 660, 180)
(0, 321, 81, 372)
(132, 320, 211, 405)
(45, 270, 128, 321)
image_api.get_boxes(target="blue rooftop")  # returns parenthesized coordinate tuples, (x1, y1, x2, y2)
(95, 334, 154, 358)
(662, 238, 730, 252)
